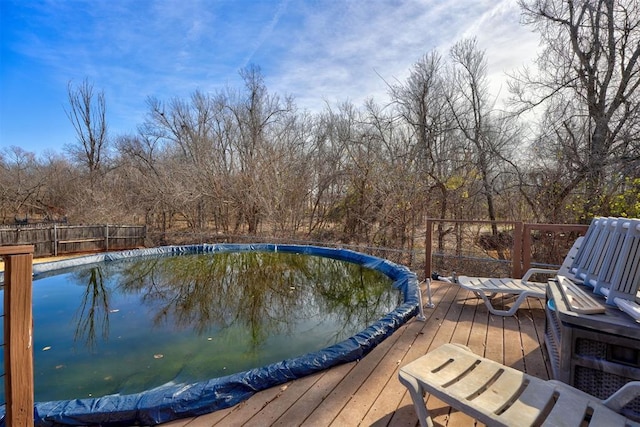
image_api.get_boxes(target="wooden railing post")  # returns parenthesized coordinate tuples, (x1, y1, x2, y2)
(425, 218, 433, 281)
(1, 245, 35, 426)
(512, 221, 523, 279)
(522, 223, 533, 276)
(53, 223, 58, 257)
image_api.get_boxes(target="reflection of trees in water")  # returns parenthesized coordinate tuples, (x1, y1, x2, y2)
(71, 266, 110, 350)
(71, 252, 397, 350)
(118, 253, 310, 349)
(309, 260, 400, 341)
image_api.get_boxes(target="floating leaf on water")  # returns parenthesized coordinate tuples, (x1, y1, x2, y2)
(42, 346, 52, 351)
(153, 354, 163, 359)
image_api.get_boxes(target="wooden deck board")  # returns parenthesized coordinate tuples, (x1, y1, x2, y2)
(158, 280, 551, 427)
(521, 299, 550, 380)
(272, 362, 355, 426)
(385, 282, 460, 427)
(243, 372, 322, 426)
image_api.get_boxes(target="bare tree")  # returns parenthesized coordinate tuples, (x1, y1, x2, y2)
(389, 50, 466, 221)
(305, 108, 350, 236)
(65, 78, 109, 179)
(513, 0, 640, 216)
(225, 64, 294, 234)
(0, 146, 45, 222)
(363, 99, 425, 255)
(447, 39, 504, 224)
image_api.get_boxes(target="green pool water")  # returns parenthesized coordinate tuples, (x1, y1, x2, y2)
(2, 251, 399, 402)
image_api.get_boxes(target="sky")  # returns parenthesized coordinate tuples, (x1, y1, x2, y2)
(0, 0, 541, 155)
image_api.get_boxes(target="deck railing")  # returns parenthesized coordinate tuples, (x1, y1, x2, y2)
(1, 245, 34, 426)
(425, 219, 590, 280)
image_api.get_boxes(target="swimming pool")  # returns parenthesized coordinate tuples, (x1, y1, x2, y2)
(1, 244, 421, 426)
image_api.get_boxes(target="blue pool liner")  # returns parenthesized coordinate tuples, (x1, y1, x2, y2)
(1, 244, 421, 427)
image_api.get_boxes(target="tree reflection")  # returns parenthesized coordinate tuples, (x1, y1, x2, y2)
(70, 251, 398, 351)
(71, 266, 110, 350)
(304, 260, 401, 343)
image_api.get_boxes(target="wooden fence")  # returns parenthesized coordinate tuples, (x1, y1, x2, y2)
(0, 224, 146, 257)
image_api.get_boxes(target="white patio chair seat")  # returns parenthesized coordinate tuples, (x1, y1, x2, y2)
(456, 236, 583, 316)
(399, 343, 640, 427)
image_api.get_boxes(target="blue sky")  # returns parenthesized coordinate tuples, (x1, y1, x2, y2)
(1, 0, 540, 155)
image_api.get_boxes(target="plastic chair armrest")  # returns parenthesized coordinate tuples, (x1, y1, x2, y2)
(602, 381, 640, 412)
(521, 268, 558, 284)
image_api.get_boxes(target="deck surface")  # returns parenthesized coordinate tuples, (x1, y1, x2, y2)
(160, 280, 550, 427)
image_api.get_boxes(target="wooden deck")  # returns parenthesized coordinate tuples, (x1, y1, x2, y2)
(161, 280, 550, 427)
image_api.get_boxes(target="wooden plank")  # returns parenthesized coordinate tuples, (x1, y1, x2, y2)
(522, 298, 551, 380)
(322, 331, 407, 424)
(425, 285, 475, 426)
(358, 284, 451, 426)
(58, 238, 104, 244)
(503, 308, 525, 372)
(161, 409, 230, 427)
(271, 362, 355, 426)
(0, 245, 34, 256)
(430, 288, 479, 425)
(2, 247, 35, 427)
(390, 282, 468, 426)
(447, 292, 486, 426)
(467, 298, 489, 357)
(328, 318, 423, 426)
(449, 289, 476, 347)
(446, 294, 491, 426)
(242, 373, 323, 426)
(365, 281, 454, 427)
(212, 380, 296, 426)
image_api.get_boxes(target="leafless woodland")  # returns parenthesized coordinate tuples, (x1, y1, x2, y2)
(2, 1, 639, 261)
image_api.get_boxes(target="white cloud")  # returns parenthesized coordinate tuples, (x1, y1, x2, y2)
(267, 0, 540, 111)
(2, 0, 542, 151)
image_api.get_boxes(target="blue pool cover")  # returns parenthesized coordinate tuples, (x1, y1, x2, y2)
(1, 244, 421, 426)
